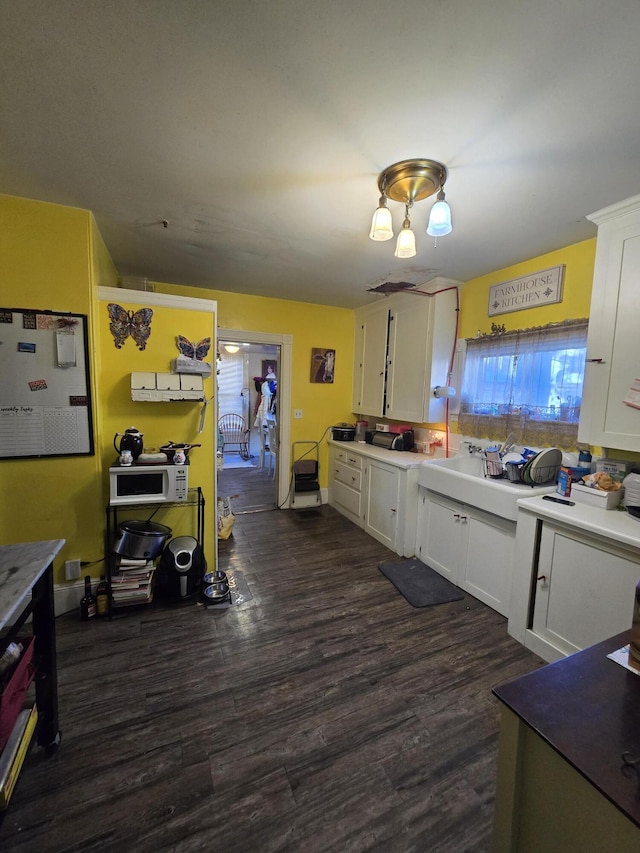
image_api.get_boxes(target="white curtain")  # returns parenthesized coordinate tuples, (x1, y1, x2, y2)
(458, 320, 588, 449)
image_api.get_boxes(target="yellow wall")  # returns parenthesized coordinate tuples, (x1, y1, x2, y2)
(459, 239, 596, 337)
(0, 194, 111, 579)
(96, 294, 216, 565)
(155, 282, 355, 485)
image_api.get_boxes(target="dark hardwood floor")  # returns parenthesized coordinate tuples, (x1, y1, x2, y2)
(218, 456, 277, 513)
(0, 502, 543, 852)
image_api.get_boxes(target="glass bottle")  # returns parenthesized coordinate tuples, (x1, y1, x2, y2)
(630, 578, 640, 664)
(80, 575, 97, 621)
(96, 575, 110, 618)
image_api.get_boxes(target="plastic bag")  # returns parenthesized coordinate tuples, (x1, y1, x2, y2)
(217, 496, 235, 539)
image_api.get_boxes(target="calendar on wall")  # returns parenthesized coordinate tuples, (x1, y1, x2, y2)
(0, 308, 94, 459)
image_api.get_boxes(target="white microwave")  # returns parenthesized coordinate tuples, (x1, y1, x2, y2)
(109, 462, 189, 505)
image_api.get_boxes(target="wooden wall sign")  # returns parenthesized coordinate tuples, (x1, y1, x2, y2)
(488, 265, 565, 317)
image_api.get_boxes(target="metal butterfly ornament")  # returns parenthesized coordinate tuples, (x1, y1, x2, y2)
(107, 303, 154, 350)
(176, 335, 212, 361)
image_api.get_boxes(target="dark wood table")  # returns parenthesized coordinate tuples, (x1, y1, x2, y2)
(493, 630, 640, 851)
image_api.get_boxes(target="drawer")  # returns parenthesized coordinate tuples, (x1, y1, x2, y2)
(333, 448, 362, 469)
(334, 460, 362, 491)
(333, 480, 362, 518)
(344, 451, 363, 469)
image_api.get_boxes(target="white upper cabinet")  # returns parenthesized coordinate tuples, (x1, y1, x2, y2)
(578, 194, 640, 451)
(385, 296, 432, 422)
(352, 302, 388, 416)
(352, 279, 460, 424)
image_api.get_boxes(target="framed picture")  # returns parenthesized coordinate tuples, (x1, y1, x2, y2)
(310, 348, 335, 383)
(261, 359, 277, 379)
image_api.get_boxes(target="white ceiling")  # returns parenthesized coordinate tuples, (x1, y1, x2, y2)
(2, 1, 640, 309)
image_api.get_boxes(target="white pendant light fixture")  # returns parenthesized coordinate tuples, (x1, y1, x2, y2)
(369, 195, 394, 241)
(394, 205, 416, 258)
(369, 158, 452, 255)
(427, 188, 452, 237)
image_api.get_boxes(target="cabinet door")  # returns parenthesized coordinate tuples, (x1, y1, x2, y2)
(579, 207, 640, 451)
(385, 297, 431, 422)
(416, 491, 464, 584)
(364, 459, 400, 551)
(460, 510, 515, 617)
(352, 307, 388, 416)
(532, 524, 640, 656)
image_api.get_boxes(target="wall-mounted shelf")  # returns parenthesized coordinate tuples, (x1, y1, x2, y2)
(130, 371, 204, 402)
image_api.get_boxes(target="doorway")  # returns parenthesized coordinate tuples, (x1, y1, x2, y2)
(217, 331, 290, 513)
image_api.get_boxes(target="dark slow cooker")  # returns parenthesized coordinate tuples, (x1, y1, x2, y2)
(331, 423, 355, 441)
(114, 520, 172, 559)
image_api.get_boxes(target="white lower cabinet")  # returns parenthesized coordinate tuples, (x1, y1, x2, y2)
(529, 523, 640, 660)
(363, 458, 401, 551)
(329, 446, 363, 528)
(328, 442, 420, 556)
(416, 489, 516, 616)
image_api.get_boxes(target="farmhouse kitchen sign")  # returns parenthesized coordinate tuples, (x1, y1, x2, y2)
(488, 265, 565, 317)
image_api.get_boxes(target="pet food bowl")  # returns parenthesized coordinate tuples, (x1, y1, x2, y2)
(203, 581, 231, 602)
(203, 570, 227, 585)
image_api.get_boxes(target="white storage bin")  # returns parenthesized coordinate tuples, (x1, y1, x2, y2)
(570, 483, 623, 510)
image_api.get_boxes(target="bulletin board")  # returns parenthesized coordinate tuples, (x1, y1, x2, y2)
(0, 308, 94, 459)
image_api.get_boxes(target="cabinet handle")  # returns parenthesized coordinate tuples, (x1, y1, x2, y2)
(391, 508, 397, 513)
(453, 513, 460, 520)
(537, 575, 547, 582)
(585, 358, 605, 363)
(460, 515, 467, 522)
(351, 476, 357, 483)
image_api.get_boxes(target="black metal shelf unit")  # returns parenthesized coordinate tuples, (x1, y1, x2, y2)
(105, 487, 205, 609)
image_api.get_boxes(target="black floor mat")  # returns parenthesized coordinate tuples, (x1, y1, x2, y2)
(379, 558, 464, 608)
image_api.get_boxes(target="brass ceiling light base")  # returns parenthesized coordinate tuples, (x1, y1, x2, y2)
(377, 158, 447, 204)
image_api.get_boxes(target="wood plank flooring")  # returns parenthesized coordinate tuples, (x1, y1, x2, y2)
(218, 460, 277, 512)
(0, 504, 544, 852)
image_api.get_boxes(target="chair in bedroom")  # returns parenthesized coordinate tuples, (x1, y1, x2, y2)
(218, 413, 250, 460)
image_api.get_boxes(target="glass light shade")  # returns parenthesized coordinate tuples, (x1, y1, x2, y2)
(369, 198, 393, 241)
(394, 225, 416, 258)
(427, 199, 452, 237)
(224, 344, 240, 353)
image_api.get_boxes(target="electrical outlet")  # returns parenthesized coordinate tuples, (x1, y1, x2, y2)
(65, 559, 81, 580)
(294, 409, 303, 419)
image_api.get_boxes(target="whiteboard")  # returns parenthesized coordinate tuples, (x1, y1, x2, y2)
(0, 308, 94, 459)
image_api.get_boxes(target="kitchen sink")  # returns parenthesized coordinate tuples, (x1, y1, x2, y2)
(418, 455, 556, 521)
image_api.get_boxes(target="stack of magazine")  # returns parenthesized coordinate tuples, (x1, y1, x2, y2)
(0, 703, 37, 810)
(111, 558, 156, 606)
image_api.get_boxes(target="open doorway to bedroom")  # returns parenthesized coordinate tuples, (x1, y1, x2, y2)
(217, 337, 280, 513)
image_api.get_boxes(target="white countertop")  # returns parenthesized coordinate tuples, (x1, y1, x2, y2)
(0, 539, 65, 630)
(329, 439, 432, 470)
(517, 495, 640, 550)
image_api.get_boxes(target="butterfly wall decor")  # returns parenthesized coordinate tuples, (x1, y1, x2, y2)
(176, 335, 212, 361)
(107, 303, 154, 350)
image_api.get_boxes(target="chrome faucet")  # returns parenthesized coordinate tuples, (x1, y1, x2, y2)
(465, 442, 484, 455)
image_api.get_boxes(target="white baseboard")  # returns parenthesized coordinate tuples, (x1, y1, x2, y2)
(54, 580, 84, 617)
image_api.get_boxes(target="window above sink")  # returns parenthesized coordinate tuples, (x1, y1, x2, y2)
(458, 319, 588, 449)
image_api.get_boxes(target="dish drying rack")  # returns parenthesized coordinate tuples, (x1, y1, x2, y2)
(481, 451, 561, 485)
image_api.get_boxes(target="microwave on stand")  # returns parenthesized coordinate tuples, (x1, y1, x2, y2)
(109, 462, 189, 505)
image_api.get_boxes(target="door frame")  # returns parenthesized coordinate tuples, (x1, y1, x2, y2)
(218, 327, 292, 509)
